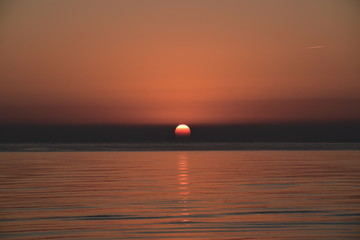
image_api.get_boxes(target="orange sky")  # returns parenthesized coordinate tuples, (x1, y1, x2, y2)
(0, 0, 359, 124)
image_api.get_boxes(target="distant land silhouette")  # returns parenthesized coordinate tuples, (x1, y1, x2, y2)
(0, 123, 359, 143)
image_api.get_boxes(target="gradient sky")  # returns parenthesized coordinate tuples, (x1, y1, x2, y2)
(1, 0, 359, 124)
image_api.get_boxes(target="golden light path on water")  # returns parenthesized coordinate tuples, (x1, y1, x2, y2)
(178, 153, 190, 223)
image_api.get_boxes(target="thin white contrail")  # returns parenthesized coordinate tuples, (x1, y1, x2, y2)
(306, 45, 325, 49)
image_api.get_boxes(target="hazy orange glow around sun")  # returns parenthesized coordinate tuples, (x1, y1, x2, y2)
(0, 1, 359, 125)
(175, 124, 191, 137)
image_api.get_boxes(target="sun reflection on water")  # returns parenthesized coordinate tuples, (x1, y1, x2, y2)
(178, 153, 190, 222)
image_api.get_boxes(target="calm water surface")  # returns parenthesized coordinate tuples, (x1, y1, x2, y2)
(1, 151, 360, 239)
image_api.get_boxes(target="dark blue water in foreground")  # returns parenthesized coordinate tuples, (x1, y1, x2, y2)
(1, 149, 360, 239)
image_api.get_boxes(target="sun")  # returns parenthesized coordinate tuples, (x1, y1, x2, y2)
(175, 124, 191, 137)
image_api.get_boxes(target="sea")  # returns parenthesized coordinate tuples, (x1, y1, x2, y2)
(1, 143, 360, 240)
